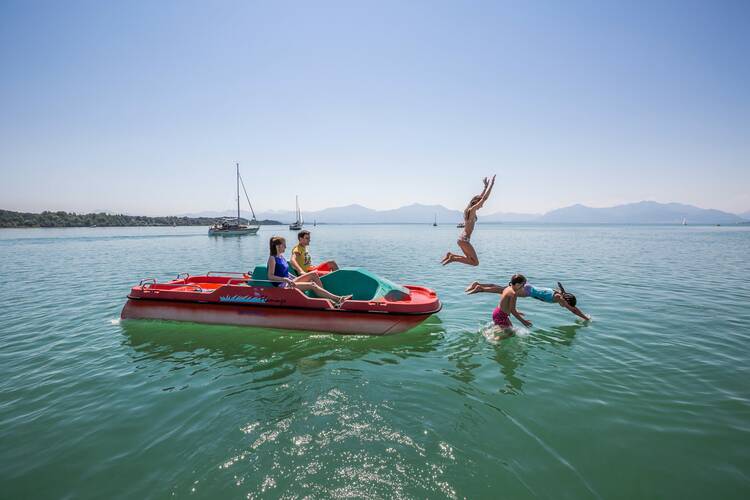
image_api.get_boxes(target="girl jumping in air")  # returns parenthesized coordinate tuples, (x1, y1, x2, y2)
(441, 174, 496, 266)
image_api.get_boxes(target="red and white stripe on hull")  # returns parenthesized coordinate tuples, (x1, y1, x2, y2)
(121, 299, 433, 335)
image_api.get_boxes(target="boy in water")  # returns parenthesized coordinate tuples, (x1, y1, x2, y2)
(481, 274, 532, 331)
(466, 275, 590, 328)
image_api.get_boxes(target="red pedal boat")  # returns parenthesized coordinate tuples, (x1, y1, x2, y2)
(121, 267, 441, 335)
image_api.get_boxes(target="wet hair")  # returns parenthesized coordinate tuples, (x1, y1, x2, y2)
(269, 236, 286, 256)
(555, 282, 576, 306)
(509, 274, 527, 286)
(298, 230, 310, 241)
(562, 293, 577, 307)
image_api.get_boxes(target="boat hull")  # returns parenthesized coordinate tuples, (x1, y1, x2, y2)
(208, 227, 259, 236)
(121, 298, 434, 335)
(120, 272, 440, 335)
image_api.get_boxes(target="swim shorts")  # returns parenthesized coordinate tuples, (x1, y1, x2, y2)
(492, 307, 512, 328)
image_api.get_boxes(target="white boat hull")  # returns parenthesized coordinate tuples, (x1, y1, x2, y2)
(208, 227, 259, 236)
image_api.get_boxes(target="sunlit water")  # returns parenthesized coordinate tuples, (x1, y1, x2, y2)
(1, 224, 749, 499)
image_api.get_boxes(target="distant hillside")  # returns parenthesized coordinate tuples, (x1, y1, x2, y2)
(184, 204, 466, 224)
(738, 210, 750, 220)
(0, 210, 281, 228)
(180, 200, 746, 224)
(538, 201, 744, 224)
(480, 211, 541, 222)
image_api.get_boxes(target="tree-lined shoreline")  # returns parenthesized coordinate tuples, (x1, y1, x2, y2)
(0, 210, 281, 228)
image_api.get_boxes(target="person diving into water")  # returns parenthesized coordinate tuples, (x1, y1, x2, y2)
(466, 274, 590, 331)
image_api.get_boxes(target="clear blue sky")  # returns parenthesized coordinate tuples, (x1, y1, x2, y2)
(1, 0, 749, 215)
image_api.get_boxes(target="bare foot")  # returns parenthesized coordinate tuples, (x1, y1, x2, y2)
(440, 252, 451, 265)
(442, 254, 455, 266)
(465, 281, 479, 293)
(333, 295, 352, 309)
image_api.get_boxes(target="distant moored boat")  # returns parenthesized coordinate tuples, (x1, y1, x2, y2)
(289, 196, 304, 231)
(208, 163, 260, 236)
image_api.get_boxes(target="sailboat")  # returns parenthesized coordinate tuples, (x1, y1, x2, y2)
(289, 195, 304, 231)
(682, 218, 687, 226)
(433, 214, 438, 227)
(208, 163, 260, 236)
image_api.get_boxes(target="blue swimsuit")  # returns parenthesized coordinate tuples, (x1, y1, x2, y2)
(272, 256, 289, 286)
(524, 284, 555, 303)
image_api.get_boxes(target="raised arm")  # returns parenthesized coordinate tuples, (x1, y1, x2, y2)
(469, 175, 496, 211)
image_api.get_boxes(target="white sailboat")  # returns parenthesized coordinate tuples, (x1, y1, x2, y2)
(289, 195, 303, 231)
(682, 218, 687, 226)
(208, 163, 260, 236)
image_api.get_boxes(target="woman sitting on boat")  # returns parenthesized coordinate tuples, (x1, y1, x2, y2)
(267, 236, 351, 308)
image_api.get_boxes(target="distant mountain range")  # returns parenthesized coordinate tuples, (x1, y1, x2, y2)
(537, 201, 745, 224)
(181, 201, 748, 224)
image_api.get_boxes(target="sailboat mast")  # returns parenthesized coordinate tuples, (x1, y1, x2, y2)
(236, 163, 240, 224)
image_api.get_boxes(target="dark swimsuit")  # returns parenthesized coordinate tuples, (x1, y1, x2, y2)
(272, 256, 290, 287)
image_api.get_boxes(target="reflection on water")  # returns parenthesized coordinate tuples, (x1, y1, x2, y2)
(491, 323, 584, 394)
(120, 316, 445, 372)
(120, 317, 457, 499)
(445, 322, 585, 396)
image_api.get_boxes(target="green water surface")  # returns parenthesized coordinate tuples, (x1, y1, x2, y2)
(1, 224, 748, 499)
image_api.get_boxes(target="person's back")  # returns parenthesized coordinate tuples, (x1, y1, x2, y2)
(522, 284, 556, 303)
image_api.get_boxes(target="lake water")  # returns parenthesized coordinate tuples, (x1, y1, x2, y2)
(1, 224, 749, 499)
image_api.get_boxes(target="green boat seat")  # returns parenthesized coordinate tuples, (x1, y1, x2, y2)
(247, 265, 272, 287)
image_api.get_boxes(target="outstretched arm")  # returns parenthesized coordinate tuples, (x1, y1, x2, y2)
(511, 295, 532, 327)
(561, 301, 590, 321)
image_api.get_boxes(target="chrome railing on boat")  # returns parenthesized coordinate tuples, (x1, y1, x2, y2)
(206, 271, 249, 277)
(137, 278, 204, 292)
